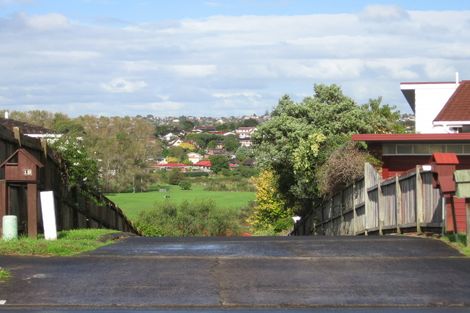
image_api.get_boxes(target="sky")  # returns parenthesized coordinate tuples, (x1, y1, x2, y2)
(1, 0, 470, 117)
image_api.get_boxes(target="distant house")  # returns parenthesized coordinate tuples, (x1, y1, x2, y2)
(194, 160, 212, 172)
(187, 152, 203, 164)
(0, 116, 61, 141)
(236, 127, 256, 139)
(150, 162, 190, 172)
(161, 132, 176, 142)
(400, 76, 470, 133)
(193, 126, 216, 133)
(206, 148, 227, 156)
(239, 139, 253, 147)
(169, 138, 183, 147)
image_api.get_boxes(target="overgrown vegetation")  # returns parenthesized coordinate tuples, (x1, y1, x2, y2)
(442, 234, 470, 256)
(0, 229, 119, 256)
(251, 84, 403, 232)
(248, 170, 294, 233)
(0, 267, 11, 282)
(135, 200, 242, 236)
(316, 141, 382, 195)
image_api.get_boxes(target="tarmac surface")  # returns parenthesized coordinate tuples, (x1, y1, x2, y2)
(1, 236, 470, 312)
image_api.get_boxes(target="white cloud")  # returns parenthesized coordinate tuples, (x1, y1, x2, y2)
(2, 7, 470, 116)
(101, 78, 147, 93)
(360, 4, 410, 22)
(19, 12, 70, 31)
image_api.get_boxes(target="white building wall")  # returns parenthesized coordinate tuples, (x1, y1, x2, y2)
(402, 83, 458, 134)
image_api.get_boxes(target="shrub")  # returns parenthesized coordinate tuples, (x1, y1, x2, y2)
(316, 141, 382, 195)
(168, 169, 184, 185)
(135, 200, 241, 237)
(179, 180, 192, 190)
(184, 172, 209, 177)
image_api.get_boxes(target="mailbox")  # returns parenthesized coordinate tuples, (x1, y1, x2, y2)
(0, 149, 44, 238)
(455, 170, 470, 198)
(430, 152, 459, 194)
(1, 148, 43, 182)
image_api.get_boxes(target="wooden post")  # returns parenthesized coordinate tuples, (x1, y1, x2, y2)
(364, 163, 370, 236)
(353, 182, 357, 236)
(395, 175, 402, 234)
(378, 172, 383, 236)
(27, 183, 37, 238)
(0, 180, 6, 235)
(340, 189, 344, 235)
(416, 165, 423, 234)
(466, 200, 470, 247)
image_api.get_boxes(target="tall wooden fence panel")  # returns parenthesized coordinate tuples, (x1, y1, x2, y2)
(292, 164, 443, 236)
(0, 125, 138, 235)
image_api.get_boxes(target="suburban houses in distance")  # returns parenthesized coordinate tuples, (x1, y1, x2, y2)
(152, 116, 261, 172)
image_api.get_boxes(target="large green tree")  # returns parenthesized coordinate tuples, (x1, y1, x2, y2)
(252, 84, 402, 214)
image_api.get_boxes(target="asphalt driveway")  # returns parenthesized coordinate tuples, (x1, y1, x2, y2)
(0, 236, 469, 310)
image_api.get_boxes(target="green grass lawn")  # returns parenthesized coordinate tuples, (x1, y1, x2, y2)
(107, 185, 255, 221)
(0, 229, 119, 257)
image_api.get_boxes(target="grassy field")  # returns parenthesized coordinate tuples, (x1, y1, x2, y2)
(107, 185, 256, 221)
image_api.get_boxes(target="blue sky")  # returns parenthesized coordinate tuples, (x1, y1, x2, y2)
(1, 0, 470, 116)
(3, 0, 470, 21)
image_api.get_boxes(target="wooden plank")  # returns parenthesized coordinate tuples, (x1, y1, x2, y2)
(364, 163, 370, 236)
(396, 175, 401, 234)
(353, 182, 357, 236)
(467, 200, 470, 247)
(378, 172, 383, 235)
(416, 165, 423, 234)
(27, 183, 37, 238)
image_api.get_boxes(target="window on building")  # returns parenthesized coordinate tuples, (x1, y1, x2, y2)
(446, 144, 463, 154)
(382, 143, 470, 155)
(396, 144, 412, 154)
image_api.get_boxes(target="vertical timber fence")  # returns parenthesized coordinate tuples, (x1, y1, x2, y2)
(0, 125, 139, 235)
(292, 163, 443, 236)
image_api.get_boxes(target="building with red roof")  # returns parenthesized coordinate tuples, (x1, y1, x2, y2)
(352, 76, 470, 233)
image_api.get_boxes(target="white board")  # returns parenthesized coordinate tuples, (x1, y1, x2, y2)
(40, 191, 57, 240)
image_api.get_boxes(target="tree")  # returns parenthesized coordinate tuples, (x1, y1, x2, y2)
(253, 84, 403, 214)
(186, 133, 222, 149)
(209, 155, 229, 174)
(223, 135, 240, 152)
(168, 169, 184, 185)
(178, 116, 195, 132)
(50, 135, 99, 189)
(235, 146, 254, 163)
(242, 118, 259, 127)
(248, 170, 293, 232)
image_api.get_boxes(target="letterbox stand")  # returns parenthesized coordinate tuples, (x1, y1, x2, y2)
(0, 149, 44, 238)
(430, 153, 459, 241)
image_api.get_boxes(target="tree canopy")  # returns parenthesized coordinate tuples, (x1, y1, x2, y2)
(252, 84, 402, 214)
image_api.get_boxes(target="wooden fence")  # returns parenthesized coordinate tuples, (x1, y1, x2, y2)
(291, 163, 443, 236)
(0, 125, 139, 235)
